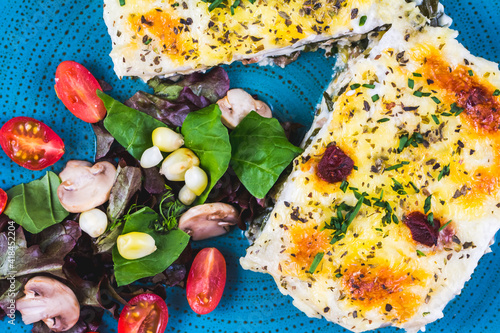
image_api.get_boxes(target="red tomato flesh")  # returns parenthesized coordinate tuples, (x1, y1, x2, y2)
(0, 117, 65, 171)
(54, 61, 106, 123)
(0, 189, 7, 215)
(186, 247, 226, 315)
(118, 293, 168, 333)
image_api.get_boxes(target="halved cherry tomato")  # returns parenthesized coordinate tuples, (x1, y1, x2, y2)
(186, 247, 226, 315)
(54, 61, 106, 123)
(0, 117, 65, 170)
(118, 293, 168, 333)
(0, 189, 7, 215)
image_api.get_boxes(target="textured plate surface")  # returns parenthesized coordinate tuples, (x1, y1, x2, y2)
(1, 0, 499, 332)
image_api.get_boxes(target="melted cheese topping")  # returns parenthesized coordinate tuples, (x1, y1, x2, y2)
(242, 22, 500, 333)
(103, 0, 422, 79)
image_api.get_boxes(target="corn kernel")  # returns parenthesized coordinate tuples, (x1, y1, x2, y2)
(152, 127, 184, 152)
(160, 148, 199, 181)
(79, 208, 108, 238)
(140, 146, 163, 168)
(184, 166, 208, 196)
(117, 232, 157, 260)
(179, 185, 197, 205)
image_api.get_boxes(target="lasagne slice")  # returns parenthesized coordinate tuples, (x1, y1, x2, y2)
(103, 0, 426, 80)
(241, 15, 500, 333)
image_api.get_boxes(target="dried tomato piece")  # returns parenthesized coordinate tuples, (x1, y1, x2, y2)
(403, 212, 441, 247)
(316, 145, 354, 183)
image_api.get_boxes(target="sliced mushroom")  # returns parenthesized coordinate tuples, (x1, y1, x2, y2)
(16, 276, 80, 332)
(216, 89, 272, 129)
(57, 160, 117, 213)
(178, 203, 241, 241)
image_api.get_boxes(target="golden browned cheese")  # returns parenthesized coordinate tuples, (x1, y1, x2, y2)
(242, 22, 500, 333)
(103, 0, 422, 79)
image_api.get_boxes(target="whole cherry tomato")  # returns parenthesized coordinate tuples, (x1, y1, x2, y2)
(118, 293, 168, 333)
(54, 61, 106, 123)
(186, 247, 226, 315)
(0, 117, 64, 170)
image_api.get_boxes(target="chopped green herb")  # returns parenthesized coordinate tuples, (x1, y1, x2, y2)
(119, 0, 125, 5)
(371, 94, 380, 102)
(144, 38, 152, 45)
(468, 70, 474, 76)
(409, 181, 420, 193)
(375, 228, 383, 232)
(439, 220, 452, 231)
(413, 91, 423, 97)
(494, 89, 500, 96)
(424, 195, 432, 214)
(416, 250, 427, 257)
(431, 96, 441, 104)
(385, 161, 409, 172)
(377, 118, 390, 123)
(427, 212, 434, 226)
(353, 165, 358, 171)
(325, 195, 365, 244)
(431, 114, 440, 125)
(413, 73, 422, 77)
(450, 103, 464, 116)
(350, 83, 361, 90)
(397, 132, 424, 153)
(408, 78, 415, 89)
(340, 180, 349, 193)
(359, 15, 367, 26)
(207, 0, 224, 11)
(335, 273, 343, 278)
(308, 252, 324, 274)
(441, 112, 452, 117)
(363, 84, 376, 89)
(438, 163, 451, 181)
(391, 178, 407, 195)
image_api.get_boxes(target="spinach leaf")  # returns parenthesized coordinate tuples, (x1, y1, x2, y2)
(181, 104, 231, 204)
(99, 91, 168, 160)
(112, 207, 190, 286)
(229, 111, 303, 199)
(4, 172, 69, 234)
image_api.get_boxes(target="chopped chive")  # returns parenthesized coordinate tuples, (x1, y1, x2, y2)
(353, 165, 358, 171)
(371, 94, 380, 102)
(427, 212, 434, 226)
(230, 6, 234, 14)
(451, 103, 464, 116)
(431, 114, 440, 125)
(438, 163, 451, 181)
(441, 112, 452, 117)
(391, 178, 407, 195)
(348, 186, 359, 191)
(402, 161, 410, 165)
(409, 181, 420, 193)
(375, 228, 383, 232)
(350, 83, 361, 90)
(423, 312, 431, 317)
(363, 84, 376, 89)
(424, 195, 432, 214)
(308, 252, 324, 274)
(413, 91, 423, 97)
(335, 273, 343, 278)
(468, 70, 474, 76)
(431, 96, 441, 104)
(439, 220, 452, 231)
(119, 0, 125, 5)
(494, 89, 500, 96)
(144, 38, 152, 45)
(413, 73, 422, 77)
(385, 162, 408, 171)
(208, 0, 224, 11)
(359, 15, 367, 26)
(422, 92, 431, 97)
(377, 118, 390, 123)
(416, 250, 427, 257)
(408, 78, 414, 89)
(340, 180, 349, 193)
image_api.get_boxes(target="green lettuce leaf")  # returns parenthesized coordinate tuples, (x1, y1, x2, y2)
(181, 104, 231, 204)
(229, 111, 303, 199)
(4, 172, 68, 234)
(99, 91, 168, 160)
(112, 207, 190, 286)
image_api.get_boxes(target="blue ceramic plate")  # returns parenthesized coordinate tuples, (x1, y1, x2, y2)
(1, 0, 499, 332)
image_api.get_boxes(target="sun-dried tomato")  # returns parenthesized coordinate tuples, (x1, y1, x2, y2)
(316, 145, 354, 183)
(403, 212, 441, 247)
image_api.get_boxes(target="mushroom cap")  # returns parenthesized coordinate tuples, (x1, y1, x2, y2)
(57, 160, 117, 213)
(16, 276, 80, 332)
(179, 203, 241, 241)
(217, 89, 272, 129)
